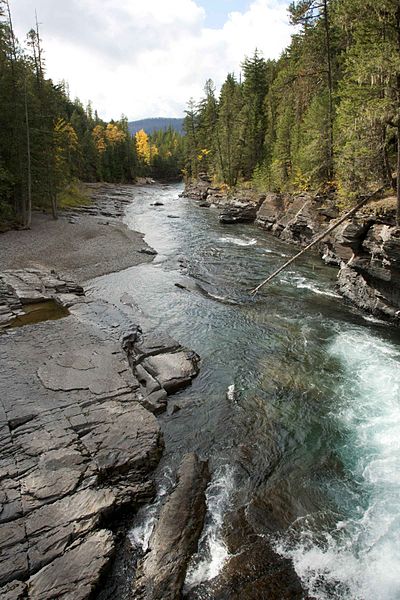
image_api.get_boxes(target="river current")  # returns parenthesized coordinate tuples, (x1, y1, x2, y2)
(89, 183, 400, 599)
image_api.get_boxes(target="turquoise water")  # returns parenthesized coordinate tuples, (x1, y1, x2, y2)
(89, 183, 400, 599)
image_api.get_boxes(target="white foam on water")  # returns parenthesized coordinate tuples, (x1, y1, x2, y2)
(362, 315, 389, 326)
(280, 274, 341, 298)
(206, 292, 239, 305)
(185, 465, 235, 589)
(277, 329, 400, 600)
(227, 383, 236, 402)
(262, 248, 288, 257)
(129, 468, 174, 553)
(218, 236, 257, 247)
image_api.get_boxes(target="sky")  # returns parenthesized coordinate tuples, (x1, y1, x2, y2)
(11, 0, 293, 122)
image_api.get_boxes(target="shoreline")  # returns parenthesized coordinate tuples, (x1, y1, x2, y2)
(0, 184, 203, 600)
(0, 184, 156, 284)
(183, 177, 400, 324)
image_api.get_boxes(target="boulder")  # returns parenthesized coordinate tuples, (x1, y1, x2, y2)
(142, 351, 200, 393)
(134, 453, 209, 600)
(122, 330, 200, 412)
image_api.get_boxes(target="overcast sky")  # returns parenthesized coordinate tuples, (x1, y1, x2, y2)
(11, 0, 293, 121)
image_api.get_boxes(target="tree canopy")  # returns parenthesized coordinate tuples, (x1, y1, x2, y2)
(0, 1, 185, 227)
(183, 1, 400, 222)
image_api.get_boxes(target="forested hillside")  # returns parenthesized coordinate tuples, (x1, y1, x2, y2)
(184, 0, 400, 223)
(0, 1, 184, 228)
(128, 118, 184, 136)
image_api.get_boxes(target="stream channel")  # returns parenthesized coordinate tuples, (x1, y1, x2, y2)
(89, 183, 400, 600)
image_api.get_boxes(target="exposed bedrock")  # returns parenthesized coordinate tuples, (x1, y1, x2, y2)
(256, 192, 400, 320)
(257, 193, 400, 320)
(184, 179, 400, 322)
(182, 174, 265, 224)
(0, 269, 200, 599)
(134, 453, 210, 600)
(122, 329, 200, 415)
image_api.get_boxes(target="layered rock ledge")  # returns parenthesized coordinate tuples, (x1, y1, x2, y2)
(184, 178, 400, 323)
(0, 269, 199, 599)
(254, 192, 400, 321)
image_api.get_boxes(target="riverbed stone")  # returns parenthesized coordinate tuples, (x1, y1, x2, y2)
(142, 351, 200, 393)
(122, 329, 200, 412)
(134, 453, 210, 600)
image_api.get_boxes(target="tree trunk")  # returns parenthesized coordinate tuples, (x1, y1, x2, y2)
(5, 0, 26, 221)
(323, 0, 334, 181)
(24, 79, 32, 228)
(397, 6, 400, 225)
(397, 124, 400, 226)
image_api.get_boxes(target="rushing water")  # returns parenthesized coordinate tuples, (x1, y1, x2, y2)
(89, 183, 400, 599)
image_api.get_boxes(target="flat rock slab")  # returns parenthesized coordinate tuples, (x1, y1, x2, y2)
(37, 346, 132, 395)
(0, 270, 164, 598)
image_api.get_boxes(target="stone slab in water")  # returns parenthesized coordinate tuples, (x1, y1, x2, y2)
(142, 350, 200, 393)
(134, 453, 210, 600)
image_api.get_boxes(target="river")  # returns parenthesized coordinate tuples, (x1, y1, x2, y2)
(89, 183, 400, 600)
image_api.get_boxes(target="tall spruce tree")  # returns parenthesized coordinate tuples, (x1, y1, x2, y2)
(335, 0, 400, 220)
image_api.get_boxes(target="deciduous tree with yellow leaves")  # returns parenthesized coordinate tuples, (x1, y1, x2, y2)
(135, 129, 159, 168)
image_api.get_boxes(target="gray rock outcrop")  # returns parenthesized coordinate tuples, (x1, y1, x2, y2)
(337, 225, 400, 319)
(0, 268, 201, 599)
(182, 178, 265, 223)
(123, 330, 200, 414)
(254, 191, 400, 322)
(134, 453, 210, 600)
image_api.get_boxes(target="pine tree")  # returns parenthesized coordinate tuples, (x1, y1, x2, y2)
(241, 50, 269, 177)
(335, 0, 400, 220)
(217, 74, 245, 186)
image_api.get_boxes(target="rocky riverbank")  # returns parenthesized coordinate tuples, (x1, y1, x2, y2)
(183, 177, 400, 323)
(0, 185, 204, 599)
(0, 267, 202, 600)
(0, 184, 155, 283)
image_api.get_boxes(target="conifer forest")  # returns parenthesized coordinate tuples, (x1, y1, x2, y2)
(184, 0, 400, 223)
(0, 0, 184, 228)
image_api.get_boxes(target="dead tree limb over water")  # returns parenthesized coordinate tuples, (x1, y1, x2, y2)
(251, 188, 384, 296)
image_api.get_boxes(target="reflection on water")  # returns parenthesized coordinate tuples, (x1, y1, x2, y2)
(4, 300, 69, 330)
(89, 184, 400, 599)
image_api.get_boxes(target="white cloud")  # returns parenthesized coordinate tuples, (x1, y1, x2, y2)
(11, 0, 292, 121)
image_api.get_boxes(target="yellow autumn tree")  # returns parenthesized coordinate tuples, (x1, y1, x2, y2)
(135, 129, 158, 165)
(105, 123, 126, 146)
(54, 119, 79, 180)
(92, 125, 107, 155)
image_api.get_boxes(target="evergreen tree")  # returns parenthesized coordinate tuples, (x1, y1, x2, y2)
(241, 50, 269, 177)
(216, 74, 245, 186)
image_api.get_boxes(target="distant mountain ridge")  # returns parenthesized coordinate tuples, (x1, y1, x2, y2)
(128, 117, 184, 136)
